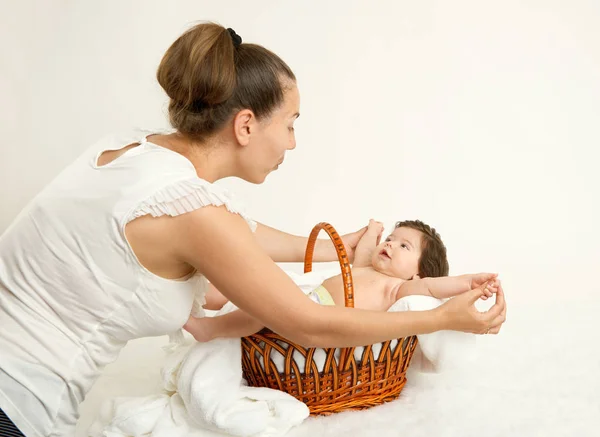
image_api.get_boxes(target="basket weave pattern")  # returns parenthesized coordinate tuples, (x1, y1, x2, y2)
(241, 222, 418, 415)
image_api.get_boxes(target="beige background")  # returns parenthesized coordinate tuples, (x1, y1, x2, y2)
(1, 1, 599, 435)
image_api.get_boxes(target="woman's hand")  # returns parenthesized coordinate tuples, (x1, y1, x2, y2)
(340, 225, 369, 262)
(468, 272, 500, 300)
(365, 219, 385, 244)
(437, 282, 507, 334)
(183, 315, 215, 342)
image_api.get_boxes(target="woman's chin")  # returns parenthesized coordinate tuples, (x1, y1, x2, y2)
(241, 165, 280, 184)
(261, 167, 280, 182)
(242, 171, 270, 185)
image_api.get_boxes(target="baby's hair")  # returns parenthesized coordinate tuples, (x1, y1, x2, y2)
(395, 220, 449, 278)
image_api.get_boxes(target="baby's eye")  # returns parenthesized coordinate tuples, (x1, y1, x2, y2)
(288, 126, 295, 132)
(385, 238, 391, 242)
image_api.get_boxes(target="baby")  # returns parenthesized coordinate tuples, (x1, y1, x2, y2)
(189, 219, 500, 341)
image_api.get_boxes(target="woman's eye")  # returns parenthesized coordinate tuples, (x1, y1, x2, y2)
(401, 244, 407, 249)
(288, 127, 295, 132)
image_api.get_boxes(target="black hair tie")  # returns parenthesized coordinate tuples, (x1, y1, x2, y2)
(227, 28, 242, 48)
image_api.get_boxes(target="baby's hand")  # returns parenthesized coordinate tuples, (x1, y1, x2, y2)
(366, 219, 385, 245)
(469, 273, 500, 300)
(367, 219, 384, 235)
(480, 280, 500, 300)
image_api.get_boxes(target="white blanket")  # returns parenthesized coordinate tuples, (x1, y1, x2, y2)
(389, 295, 476, 373)
(88, 271, 475, 437)
(89, 301, 309, 437)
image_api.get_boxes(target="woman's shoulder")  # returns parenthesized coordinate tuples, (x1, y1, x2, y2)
(129, 172, 257, 232)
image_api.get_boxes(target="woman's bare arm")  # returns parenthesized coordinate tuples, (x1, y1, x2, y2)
(171, 206, 505, 346)
(203, 283, 230, 310)
(253, 222, 367, 263)
(184, 310, 264, 341)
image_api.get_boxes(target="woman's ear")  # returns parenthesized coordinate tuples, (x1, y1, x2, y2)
(233, 109, 255, 146)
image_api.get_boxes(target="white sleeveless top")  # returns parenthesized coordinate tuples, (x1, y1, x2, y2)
(0, 130, 256, 437)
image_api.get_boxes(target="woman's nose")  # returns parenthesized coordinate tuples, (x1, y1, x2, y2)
(288, 138, 296, 150)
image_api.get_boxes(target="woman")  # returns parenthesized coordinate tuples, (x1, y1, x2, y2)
(0, 23, 506, 437)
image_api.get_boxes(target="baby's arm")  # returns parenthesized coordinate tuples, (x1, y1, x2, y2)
(400, 273, 499, 299)
(184, 310, 265, 342)
(353, 219, 384, 267)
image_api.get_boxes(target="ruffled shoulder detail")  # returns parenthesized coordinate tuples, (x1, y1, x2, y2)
(130, 178, 257, 232)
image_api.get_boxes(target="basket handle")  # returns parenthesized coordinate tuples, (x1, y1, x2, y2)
(304, 222, 354, 308)
(304, 222, 356, 370)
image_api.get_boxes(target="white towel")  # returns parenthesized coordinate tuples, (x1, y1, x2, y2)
(88, 300, 309, 437)
(173, 302, 310, 437)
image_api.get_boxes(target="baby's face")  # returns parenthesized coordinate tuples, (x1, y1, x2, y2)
(370, 227, 423, 280)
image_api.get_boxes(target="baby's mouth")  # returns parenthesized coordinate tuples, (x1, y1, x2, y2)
(380, 249, 391, 259)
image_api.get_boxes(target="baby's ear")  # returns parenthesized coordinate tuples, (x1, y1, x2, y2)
(412, 274, 421, 280)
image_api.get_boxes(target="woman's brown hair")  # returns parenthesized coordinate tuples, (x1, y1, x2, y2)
(157, 22, 296, 142)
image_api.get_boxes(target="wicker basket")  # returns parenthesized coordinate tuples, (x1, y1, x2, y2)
(241, 222, 418, 415)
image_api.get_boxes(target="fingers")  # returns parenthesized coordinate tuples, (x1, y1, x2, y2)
(483, 278, 500, 296)
(483, 311, 505, 335)
(486, 325, 501, 335)
(458, 280, 506, 335)
(479, 272, 498, 281)
(368, 219, 380, 229)
(487, 301, 506, 334)
(497, 281, 507, 320)
(467, 283, 487, 304)
(483, 283, 494, 298)
(358, 226, 368, 236)
(489, 311, 506, 329)
(485, 287, 505, 318)
(479, 287, 506, 334)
